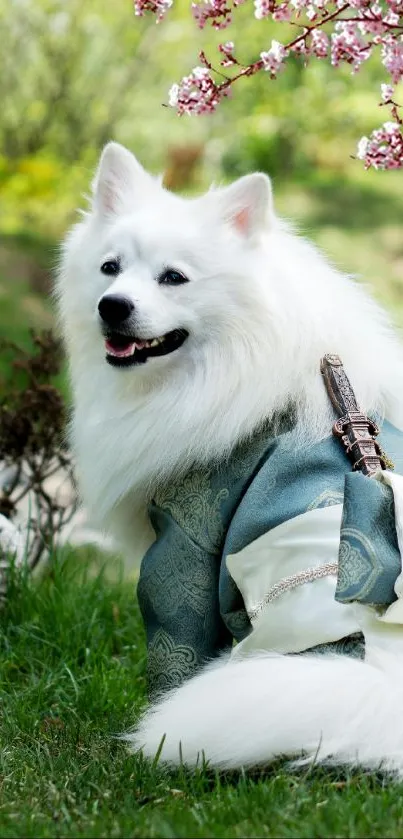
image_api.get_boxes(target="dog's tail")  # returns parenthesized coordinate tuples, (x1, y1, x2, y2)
(127, 649, 403, 773)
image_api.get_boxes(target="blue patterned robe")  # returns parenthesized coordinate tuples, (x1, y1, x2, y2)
(137, 412, 403, 697)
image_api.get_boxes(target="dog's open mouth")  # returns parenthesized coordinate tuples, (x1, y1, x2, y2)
(105, 329, 189, 367)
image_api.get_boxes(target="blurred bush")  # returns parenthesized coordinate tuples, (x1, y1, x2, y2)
(0, 331, 77, 594)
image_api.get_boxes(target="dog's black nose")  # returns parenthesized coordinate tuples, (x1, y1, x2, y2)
(98, 294, 134, 326)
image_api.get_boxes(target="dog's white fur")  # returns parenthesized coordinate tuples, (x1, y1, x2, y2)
(59, 142, 403, 773)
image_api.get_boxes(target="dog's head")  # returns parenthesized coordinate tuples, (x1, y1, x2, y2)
(59, 142, 274, 380)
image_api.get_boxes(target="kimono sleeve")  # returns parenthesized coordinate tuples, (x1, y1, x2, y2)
(335, 471, 401, 605)
(137, 503, 233, 698)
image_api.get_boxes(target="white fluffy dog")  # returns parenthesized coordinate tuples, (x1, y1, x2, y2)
(58, 142, 403, 773)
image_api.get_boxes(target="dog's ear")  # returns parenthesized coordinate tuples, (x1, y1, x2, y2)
(216, 173, 272, 239)
(92, 142, 149, 217)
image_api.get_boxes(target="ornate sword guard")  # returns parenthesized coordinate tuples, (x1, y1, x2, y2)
(321, 353, 393, 478)
(332, 412, 386, 477)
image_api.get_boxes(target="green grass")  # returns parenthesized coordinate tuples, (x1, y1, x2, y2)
(2, 553, 403, 839)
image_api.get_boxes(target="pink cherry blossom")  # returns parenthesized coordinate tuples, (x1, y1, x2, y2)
(133, 0, 172, 22)
(381, 82, 394, 101)
(273, 3, 292, 20)
(168, 66, 229, 114)
(192, 0, 233, 29)
(311, 29, 330, 57)
(331, 22, 372, 71)
(254, 0, 276, 20)
(357, 121, 403, 168)
(218, 40, 237, 66)
(261, 40, 288, 75)
(381, 37, 403, 84)
(387, 0, 403, 15)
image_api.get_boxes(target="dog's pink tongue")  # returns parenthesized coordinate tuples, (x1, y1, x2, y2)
(105, 338, 136, 358)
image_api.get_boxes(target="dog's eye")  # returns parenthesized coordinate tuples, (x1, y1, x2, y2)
(101, 259, 120, 276)
(158, 269, 189, 286)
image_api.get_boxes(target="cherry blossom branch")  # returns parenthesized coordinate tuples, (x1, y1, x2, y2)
(133, 0, 403, 170)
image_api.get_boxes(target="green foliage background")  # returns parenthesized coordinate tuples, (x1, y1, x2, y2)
(0, 1, 400, 222)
